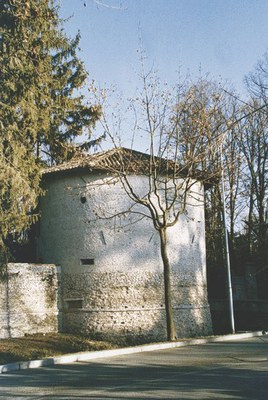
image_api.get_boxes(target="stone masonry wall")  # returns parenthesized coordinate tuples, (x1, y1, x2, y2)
(0, 263, 59, 339)
(62, 270, 212, 341)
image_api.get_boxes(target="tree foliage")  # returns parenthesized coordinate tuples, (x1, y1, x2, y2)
(0, 0, 101, 258)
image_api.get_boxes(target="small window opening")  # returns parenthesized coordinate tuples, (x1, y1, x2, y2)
(65, 299, 83, 310)
(80, 258, 95, 265)
(80, 196, 87, 204)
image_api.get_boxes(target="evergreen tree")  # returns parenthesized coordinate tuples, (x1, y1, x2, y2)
(0, 0, 101, 258)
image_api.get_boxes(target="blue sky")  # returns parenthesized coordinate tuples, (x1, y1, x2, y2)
(59, 0, 268, 150)
(60, 0, 268, 97)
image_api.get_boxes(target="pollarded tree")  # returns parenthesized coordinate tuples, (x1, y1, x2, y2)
(0, 0, 101, 258)
(91, 74, 227, 341)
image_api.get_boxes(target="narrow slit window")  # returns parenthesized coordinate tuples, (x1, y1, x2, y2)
(65, 299, 83, 310)
(80, 258, 95, 266)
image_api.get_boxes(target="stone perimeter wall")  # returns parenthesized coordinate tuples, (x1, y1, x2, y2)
(62, 270, 212, 341)
(0, 263, 59, 339)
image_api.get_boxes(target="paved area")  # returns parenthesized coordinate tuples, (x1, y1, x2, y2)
(0, 336, 268, 399)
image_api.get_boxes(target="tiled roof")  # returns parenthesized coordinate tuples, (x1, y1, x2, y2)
(42, 147, 214, 186)
(42, 147, 150, 174)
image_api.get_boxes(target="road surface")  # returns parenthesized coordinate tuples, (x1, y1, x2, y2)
(0, 336, 268, 399)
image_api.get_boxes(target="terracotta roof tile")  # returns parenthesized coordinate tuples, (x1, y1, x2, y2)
(42, 147, 153, 175)
(42, 147, 215, 187)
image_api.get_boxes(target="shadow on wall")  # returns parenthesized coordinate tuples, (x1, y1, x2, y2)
(59, 232, 212, 342)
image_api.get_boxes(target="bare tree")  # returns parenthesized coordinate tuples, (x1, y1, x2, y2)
(87, 73, 233, 340)
(236, 100, 268, 295)
(245, 52, 268, 103)
(173, 79, 244, 277)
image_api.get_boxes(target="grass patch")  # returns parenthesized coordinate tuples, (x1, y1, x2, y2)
(0, 333, 118, 365)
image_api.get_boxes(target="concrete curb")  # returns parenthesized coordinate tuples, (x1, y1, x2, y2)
(0, 330, 266, 374)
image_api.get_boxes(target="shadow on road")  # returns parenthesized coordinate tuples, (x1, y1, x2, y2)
(0, 340, 268, 399)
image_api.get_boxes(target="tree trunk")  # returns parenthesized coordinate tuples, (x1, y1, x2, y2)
(159, 227, 177, 341)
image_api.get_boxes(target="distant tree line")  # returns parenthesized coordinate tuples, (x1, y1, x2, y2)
(203, 66, 268, 300)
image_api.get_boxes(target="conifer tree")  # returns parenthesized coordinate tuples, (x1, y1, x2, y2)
(0, 0, 101, 258)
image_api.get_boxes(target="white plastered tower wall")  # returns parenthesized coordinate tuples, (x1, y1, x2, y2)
(37, 168, 212, 341)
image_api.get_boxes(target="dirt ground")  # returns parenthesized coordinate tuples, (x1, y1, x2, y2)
(0, 333, 118, 365)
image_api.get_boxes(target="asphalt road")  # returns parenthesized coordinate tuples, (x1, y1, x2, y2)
(0, 336, 268, 399)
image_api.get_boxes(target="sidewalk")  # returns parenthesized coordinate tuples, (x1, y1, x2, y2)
(0, 330, 266, 374)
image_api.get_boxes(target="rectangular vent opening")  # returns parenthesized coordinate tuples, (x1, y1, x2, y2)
(65, 299, 83, 310)
(80, 258, 94, 265)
